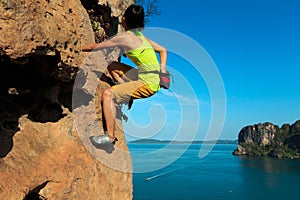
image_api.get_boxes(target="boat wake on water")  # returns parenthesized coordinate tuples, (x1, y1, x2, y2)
(144, 157, 213, 181)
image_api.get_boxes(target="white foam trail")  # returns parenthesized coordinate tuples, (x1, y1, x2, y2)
(144, 166, 187, 181)
(144, 157, 213, 181)
(145, 173, 164, 181)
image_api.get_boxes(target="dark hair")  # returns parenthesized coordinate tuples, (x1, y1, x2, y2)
(123, 4, 145, 29)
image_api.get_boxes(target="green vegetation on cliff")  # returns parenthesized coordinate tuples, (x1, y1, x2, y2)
(233, 120, 300, 159)
(236, 142, 299, 158)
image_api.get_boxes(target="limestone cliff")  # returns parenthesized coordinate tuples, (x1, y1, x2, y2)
(233, 120, 300, 158)
(0, 0, 133, 199)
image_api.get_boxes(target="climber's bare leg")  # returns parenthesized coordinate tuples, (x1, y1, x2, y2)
(102, 87, 116, 141)
(90, 87, 117, 146)
(107, 61, 138, 84)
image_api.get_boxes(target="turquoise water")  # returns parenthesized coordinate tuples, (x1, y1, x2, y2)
(128, 144, 300, 200)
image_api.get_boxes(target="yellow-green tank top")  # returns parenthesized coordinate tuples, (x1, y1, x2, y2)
(125, 31, 160, 92)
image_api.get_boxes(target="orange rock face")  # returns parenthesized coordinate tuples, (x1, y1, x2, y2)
(0, 83, 132, 199)
(0, 0, 134, 199)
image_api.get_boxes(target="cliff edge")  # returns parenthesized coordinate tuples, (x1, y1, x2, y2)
(233, 120, 300, 158)
(0, 0, 133, 199)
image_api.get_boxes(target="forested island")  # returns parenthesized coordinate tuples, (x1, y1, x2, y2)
(233, 120, 300, 158)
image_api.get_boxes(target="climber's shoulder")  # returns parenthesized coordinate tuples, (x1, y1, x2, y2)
(112, 31, 142, 50)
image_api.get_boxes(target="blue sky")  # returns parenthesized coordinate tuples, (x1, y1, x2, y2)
(122, 0, 300, 141)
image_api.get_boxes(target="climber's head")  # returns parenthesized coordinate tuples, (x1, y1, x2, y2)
(122, 4, 145, 30)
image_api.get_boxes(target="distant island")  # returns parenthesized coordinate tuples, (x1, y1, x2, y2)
(129, 139, 238, 144)
(233, 120, 300, 158)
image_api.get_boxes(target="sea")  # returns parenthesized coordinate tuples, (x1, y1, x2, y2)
(128, 143, 300, 200)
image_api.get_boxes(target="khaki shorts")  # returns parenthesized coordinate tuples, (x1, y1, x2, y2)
(108, 62, 156, 104)
(112, 80, 156, 104)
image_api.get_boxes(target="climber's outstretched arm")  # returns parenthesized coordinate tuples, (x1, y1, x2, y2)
(81, 33, 131, 52)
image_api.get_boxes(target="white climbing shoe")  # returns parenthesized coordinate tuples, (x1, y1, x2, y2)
(91, 134, 111, 145)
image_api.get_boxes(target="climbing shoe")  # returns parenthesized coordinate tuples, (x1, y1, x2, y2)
(91, 135, 111, 145)
(90, 133, 118, 147)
